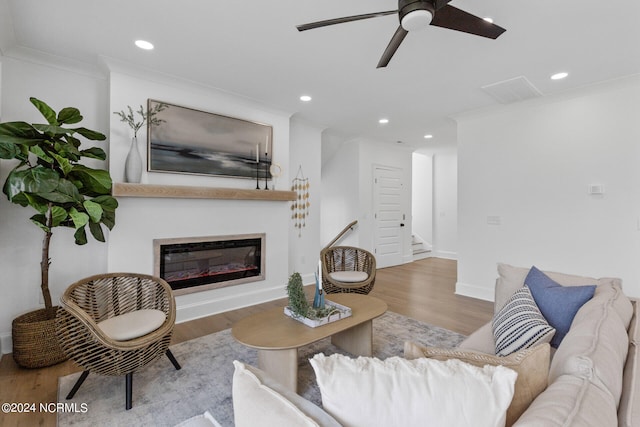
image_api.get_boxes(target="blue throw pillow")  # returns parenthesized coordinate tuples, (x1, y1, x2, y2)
(524, 266, 596, 348)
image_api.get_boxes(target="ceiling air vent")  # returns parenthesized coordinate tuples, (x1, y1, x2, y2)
(481, 76, 542, 104)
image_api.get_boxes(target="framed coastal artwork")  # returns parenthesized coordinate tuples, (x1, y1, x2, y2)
(147, 99, 273, 179)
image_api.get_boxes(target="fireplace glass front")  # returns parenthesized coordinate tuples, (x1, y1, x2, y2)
(154, 234, 264, 294)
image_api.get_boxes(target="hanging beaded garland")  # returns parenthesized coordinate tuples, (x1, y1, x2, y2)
(291, 166, 310, 237)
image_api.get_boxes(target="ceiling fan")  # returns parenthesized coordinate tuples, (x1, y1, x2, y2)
(296, 0, 506, 68)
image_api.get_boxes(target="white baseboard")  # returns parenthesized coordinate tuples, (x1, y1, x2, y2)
(455, 281, 494, 302)
(176, 285, 287, 324)
(432, 250, 457, 260)
(301, 272, 316, 286)
(1, 332, 11, 355)
(412, 251, 432, 261)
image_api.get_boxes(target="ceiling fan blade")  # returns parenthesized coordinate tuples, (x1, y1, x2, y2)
(297, 10, 397, 32)
(377, 26, 409, 68)
(433, 0, 453, 11)
(431, 5, 506, 39)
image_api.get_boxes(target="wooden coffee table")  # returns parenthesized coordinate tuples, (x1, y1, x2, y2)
(232, 293, 387, 392)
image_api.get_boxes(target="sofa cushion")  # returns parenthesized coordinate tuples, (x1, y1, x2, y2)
(310, 353, 517, 427)
(514, 374, 618, 427)
(232, 361, 341, 427)
(457, 321, 497, 354)
(525, 266, 596, 348)
(495, 263, 621, 315)
(492, 286, 555, 356)
(549, 282, 632, 406)
(619, 301, 640, 427)
(404, 341, 550, 427)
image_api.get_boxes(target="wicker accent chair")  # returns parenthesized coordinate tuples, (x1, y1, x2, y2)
(320, 246, 376, 295)
(56, 273, 181, 410)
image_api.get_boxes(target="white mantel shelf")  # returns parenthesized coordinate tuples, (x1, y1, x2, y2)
(112, 183, 296, 201)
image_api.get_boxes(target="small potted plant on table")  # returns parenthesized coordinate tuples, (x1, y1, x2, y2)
(285, 272, 351, 328)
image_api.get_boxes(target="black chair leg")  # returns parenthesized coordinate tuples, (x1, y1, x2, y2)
(125, 372, 133, 410)
(66, 370, 90, 400)
(166, 349, 181, 370)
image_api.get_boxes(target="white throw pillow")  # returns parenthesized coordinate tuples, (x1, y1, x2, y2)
(232, 361, 340, 427)
(492, 286, 555, 356)
(310, 353, 517, 427)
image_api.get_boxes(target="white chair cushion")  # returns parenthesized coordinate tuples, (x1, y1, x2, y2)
(329, 271, 368, 283)
(97, 309, 166, 341)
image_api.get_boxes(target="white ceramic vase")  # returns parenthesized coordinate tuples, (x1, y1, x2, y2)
(124, 135, 142, 183)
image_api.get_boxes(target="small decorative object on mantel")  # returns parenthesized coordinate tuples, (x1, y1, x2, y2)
(284, 272, 352, 328)
(263, 138, 270, 190)
(270, 163, 282, 189)
(113, 102, 167, 183)
(291, 165, 310, 237)
(255, 144, 260, 189)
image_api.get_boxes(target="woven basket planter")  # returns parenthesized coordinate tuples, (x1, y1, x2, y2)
(12, 307, 67, 368)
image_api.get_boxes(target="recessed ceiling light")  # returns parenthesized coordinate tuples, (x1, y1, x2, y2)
(299, 95, 312, 102)
(379, 118, 389, 124)
(135, 40, 154, 50)
(483, 17, 494, 23)
(551, 72, 568, 80)
(424, 134, 433, 139)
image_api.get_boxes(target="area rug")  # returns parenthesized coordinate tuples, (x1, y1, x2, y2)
(58, 311, 464, 426)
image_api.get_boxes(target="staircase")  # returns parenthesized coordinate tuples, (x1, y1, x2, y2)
(412, 235, 432, 261)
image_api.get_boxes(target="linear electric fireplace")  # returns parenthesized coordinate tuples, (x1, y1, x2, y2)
(153, 233, 265, 295)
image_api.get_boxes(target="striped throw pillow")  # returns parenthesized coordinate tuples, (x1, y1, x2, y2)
(492, 286, 556, 356)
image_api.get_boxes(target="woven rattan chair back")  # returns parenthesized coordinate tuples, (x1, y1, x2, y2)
(320, 246, 376, 295)
(56, 273, 181, 409)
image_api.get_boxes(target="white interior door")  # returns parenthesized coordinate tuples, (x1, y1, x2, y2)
(373, 166, 404, 268)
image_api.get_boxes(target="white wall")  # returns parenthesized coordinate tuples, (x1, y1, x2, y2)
(456, 75, 640, 301)
(107, 66, 294, 323)
(289, 116, 323, 284)
(432, 151, 458, 259)
(321, 137, 413, 263)
(0, 55, 108, 354)
(321, 137, 360, 248)
(412, 153, 433, 248)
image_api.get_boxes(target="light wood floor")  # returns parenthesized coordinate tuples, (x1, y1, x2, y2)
(0, 257, 492, 427)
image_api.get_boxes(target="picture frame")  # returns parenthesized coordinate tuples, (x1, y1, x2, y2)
(147, 99, 273, 179)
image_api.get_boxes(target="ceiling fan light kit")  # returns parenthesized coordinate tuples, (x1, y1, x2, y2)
(400, 0, 435, 31)
(297, 0, 506, 68)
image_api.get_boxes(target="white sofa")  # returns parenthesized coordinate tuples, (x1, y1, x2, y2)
(230, 264, 640, 427)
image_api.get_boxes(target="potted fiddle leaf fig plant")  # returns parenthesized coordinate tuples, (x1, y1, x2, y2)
(0, 97, 118, 368)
